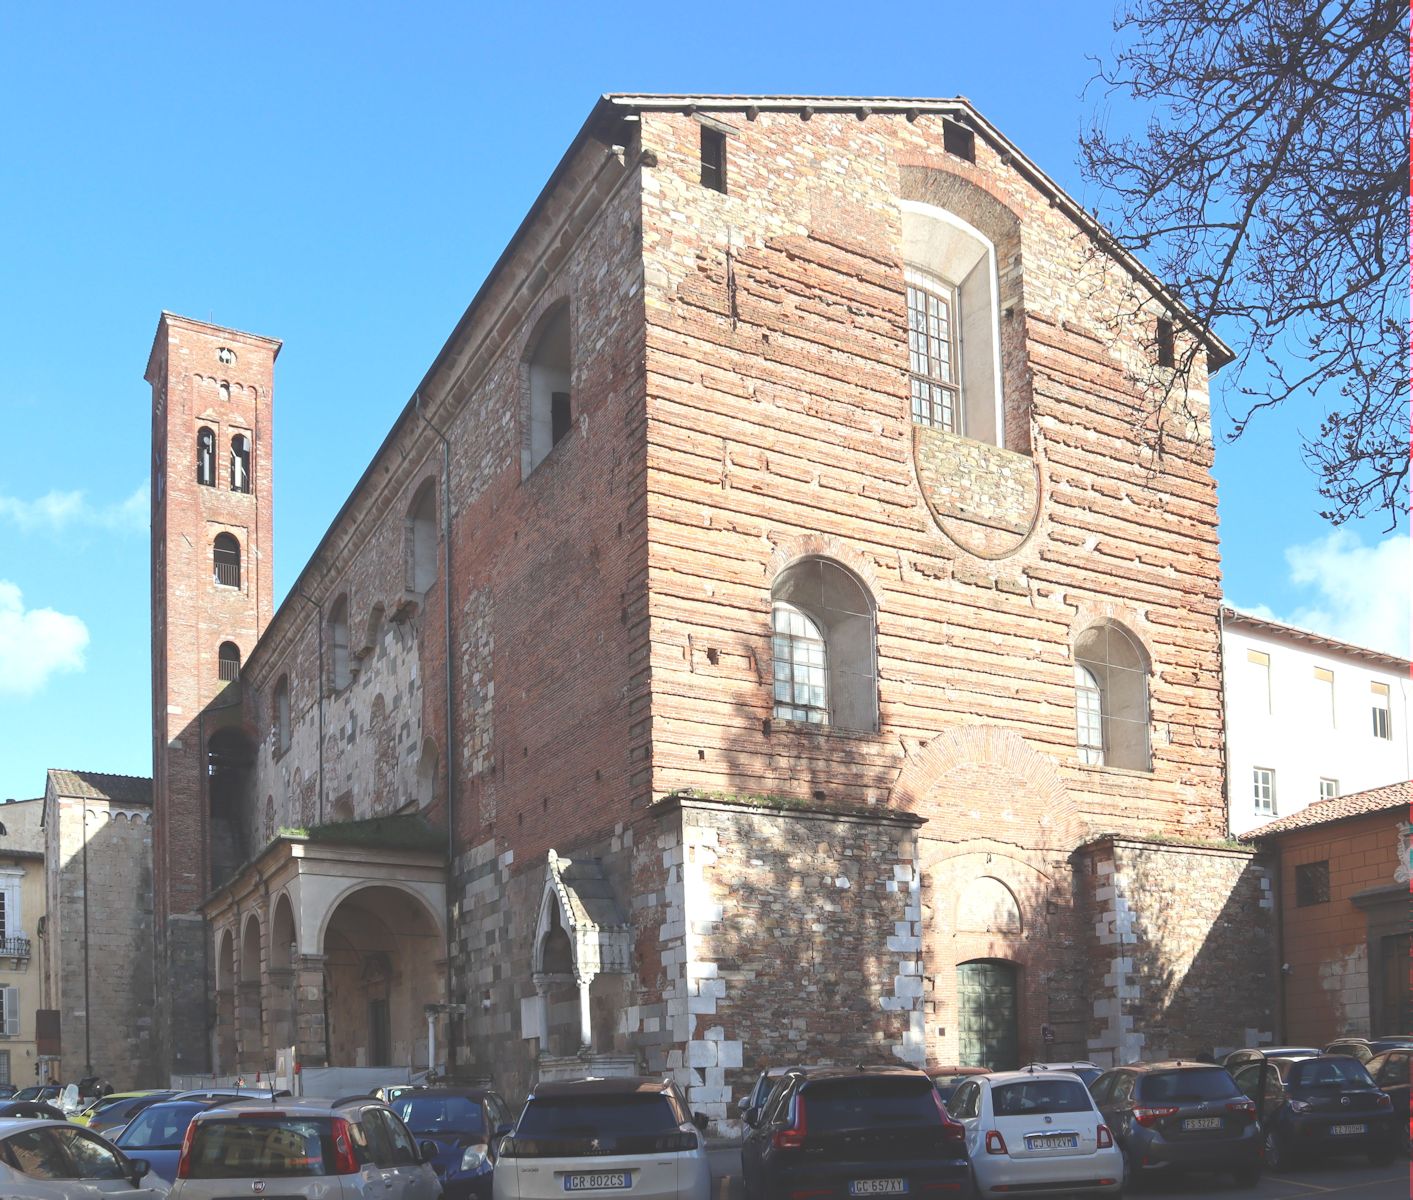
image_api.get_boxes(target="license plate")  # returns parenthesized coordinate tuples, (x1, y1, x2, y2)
(563, 1174, 630, 1191)
(1182, 1117, 1222, 1131)
(1330, 1123, 1367, 1136)
(1024, 1134, 1079, 1150)
(849, 1181, 908, 1196)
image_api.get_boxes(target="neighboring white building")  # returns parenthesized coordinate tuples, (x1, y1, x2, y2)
(1222, 607, 1412, 837)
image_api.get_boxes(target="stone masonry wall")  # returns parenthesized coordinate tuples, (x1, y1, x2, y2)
(1079, 837, 1275, 1064)
(49, 796, 158, 1084)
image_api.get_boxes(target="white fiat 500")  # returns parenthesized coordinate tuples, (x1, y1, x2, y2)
(946, 1069, 1123, 1197)
(492, 1077, 709, 1200)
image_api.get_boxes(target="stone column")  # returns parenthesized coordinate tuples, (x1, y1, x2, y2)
(214, 987, 237, 1075)
(294, 953, 328, 1068)
(267, 967, 295, 1054)
(531, 972, 552, 1059)
(237, 981, 263, 1072)
(576, 972, 594, 1051)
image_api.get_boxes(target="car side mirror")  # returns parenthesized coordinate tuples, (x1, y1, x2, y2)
(692, 1111, 709, 1132)
(128, 1158, 151, 1185)
(419, 1140, 438, 1164)
(742, 1107, 759, 1127)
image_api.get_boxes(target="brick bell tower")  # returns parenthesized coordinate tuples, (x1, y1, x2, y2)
(145, 314, 279, 1075)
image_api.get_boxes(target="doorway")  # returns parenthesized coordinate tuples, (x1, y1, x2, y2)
(958, 960, 1019, 1069)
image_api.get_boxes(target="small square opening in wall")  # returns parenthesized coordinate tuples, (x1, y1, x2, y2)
(1157, 318, 1176, 368)
(700, 125, 727, 194)
(1294, 860, 1330, 907)
(942, 119, 975, 163)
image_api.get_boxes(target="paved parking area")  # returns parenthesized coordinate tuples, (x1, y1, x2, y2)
(707, 1147, 1407, 1199)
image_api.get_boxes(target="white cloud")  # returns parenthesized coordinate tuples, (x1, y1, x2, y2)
(0, 581, 89, 695)
(0, 481, 148, 534)
(1230, 531, 1410, 658)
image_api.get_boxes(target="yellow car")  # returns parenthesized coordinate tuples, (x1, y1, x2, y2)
(73, 1090, 178, 1136)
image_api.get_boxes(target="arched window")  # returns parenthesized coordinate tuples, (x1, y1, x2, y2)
(218, 641, 241, 683)
(197, 427, 216, 486)
(526, 305, 572, 475)
(230, 434, 251, 494)
(1074, 622, 1151, 771)
(213, 533, 241, 588)
(770, 558, 878, 731)
(328, 596, 351, 690)
(406, 480, 438, 595)
(274, 676, 291, 753)
(902, 203, 1004, 446)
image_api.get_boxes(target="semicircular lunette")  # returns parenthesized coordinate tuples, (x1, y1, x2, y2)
(912, 424, 1042, 558)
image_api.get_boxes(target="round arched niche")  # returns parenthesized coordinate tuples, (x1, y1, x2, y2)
(956, 876, 1023, 935)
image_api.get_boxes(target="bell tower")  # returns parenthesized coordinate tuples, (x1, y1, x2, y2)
(145, 313, 280, 1074)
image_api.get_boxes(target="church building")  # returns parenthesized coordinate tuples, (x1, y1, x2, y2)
(125, 95, 1275, 1121)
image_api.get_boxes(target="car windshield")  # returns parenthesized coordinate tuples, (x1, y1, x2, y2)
(803, 1077, 941, 1131)
(187, 1118, 335, 1178)
(13, 1087, 49, 1102)
(91, 1096, 153, 1126)
(1291, 1058, 1375, 1088)
(513, 1094, 682, 1157)
(393, 1095, 485, 1135)
(1139, 1069, 1240, 1102)
(118, 1102, 207, 1149)
(993, 1079, 1093, 1116)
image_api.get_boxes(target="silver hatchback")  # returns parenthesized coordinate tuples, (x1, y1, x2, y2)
(169, 1097, 440, 1200)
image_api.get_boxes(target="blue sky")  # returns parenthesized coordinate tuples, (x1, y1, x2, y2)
(0, 2, 1405, 800)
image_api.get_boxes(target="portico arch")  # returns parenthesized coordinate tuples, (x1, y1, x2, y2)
(321, 884, 441, 1068)
(239, 914, 263, 1070)
(214, 928, 237, 1073)
(268, 893, 297, 1053)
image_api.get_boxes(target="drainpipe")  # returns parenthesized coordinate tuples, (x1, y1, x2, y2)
(296, 592, 326, 825)
(414, 393, 457, 1022)
(81, 804, 91, 1075)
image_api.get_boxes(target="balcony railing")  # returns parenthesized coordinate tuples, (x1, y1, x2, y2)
(213, 561, 241, 588)
(218, 658, 241, 682)
(0, 937, 30, 959)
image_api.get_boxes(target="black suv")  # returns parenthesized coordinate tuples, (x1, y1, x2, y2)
(1231, 1053, 1396, 1168)
(1091, 1061, 1261, 1187)
(740, 1065, 969, 1199)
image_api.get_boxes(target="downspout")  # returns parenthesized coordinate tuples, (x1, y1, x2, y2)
(414, 393, 457, 1020)
(81, 803, 91, 1075)
(296, 592, 326, 825)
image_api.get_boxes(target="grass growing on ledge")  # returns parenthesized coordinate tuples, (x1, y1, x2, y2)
(279, 814, 446, 853)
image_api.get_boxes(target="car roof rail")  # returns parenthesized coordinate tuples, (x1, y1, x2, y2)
(332, 1094, 379, 1108)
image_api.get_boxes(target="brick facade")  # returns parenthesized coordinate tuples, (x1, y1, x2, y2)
(127, 96, 1273, 1112)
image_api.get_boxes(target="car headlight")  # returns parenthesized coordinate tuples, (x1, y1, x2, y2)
(460, 1144, 488, 1172)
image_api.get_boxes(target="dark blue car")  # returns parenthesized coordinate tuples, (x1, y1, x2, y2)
(114, 1098, 225, 1180)
(389, 1086, 513, 1200)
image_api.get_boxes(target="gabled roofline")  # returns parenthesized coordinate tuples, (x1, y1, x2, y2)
(244, 92, 1236, 668)
(1222, 605, 1410, 672)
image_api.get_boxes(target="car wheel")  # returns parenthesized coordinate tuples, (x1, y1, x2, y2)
(1264, 1129, 1289, 1171)
(1120, 1146, 1138, 1192)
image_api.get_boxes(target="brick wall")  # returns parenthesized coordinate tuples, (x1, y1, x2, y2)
(1276, 812, 1405, 1041)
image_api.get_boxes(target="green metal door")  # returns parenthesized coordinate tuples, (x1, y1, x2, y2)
(958, 960, 1019, 1069)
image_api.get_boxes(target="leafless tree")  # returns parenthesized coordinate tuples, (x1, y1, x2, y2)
(1082, 0, 1408, 526)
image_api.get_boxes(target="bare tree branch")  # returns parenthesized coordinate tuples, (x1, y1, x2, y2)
(1081, 0, 1409, 527)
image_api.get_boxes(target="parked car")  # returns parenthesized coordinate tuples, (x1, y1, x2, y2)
(1231, 1053, 1396, 1168)
(0, 1101, 69, 1121)
(926, 1064, 990, 1105)
(169, 1096, 437, 1200)
(0, 1084, 17, 1099)
(78, 1092, 180, 1136)
(0, 1115, 168, 1198)
(12, 1086, 64, 1106)
(946, 1068, 1122, 1198)
(1326, 1036, 1413, 1064)
(1365, 1047, 1412, 1150)
(741, 1064, 970, 1200)
(1025, 1061, 1104, 1089)
(1222, 1046, 1318, 1072)
(115, 1099, 242, 1182)
(1090, 1060, 1261, 1186)
(494, 1076, 710, 1200)
(736, 1066, 808, 1121)
(388, 1086, 513, 1200)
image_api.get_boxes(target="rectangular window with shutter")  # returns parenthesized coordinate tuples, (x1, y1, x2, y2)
(1314, 667, 1335, 725)
(0, 987, 17, 1037)
(0, 1050, 10, 1085)
(1372, 682, 1392, 739)
(1247, 650, 1271, 714)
